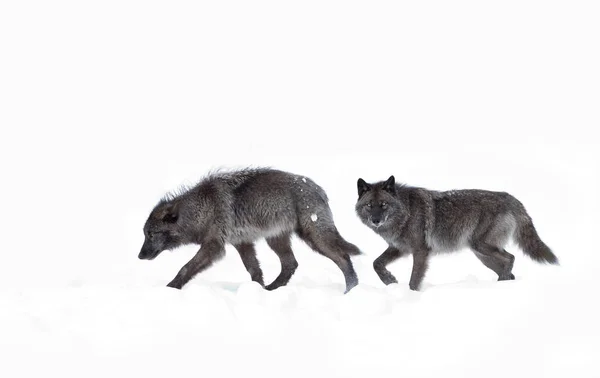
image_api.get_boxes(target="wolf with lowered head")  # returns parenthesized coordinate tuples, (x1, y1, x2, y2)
(139, 168, 361, 293)
(355, 176, 558, 291)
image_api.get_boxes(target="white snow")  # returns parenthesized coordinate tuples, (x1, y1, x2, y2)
(0, 271, 594, 378)
(1, 1, 599, 378)
(311, 213, 318, 222)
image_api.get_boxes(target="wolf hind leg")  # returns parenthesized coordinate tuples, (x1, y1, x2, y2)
(496, 249, 516, 280)
(473, 251, 515, 280)
(264, 233, 298, 291)
(234, 243, 264, 286)
(297, 227, 359, 293)
(471, 241, 515, 281)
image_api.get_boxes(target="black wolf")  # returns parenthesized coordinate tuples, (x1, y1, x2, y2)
(355, 176, 558, 291)
(139, 168, 361, 293)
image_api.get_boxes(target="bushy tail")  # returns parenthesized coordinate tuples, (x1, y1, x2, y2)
(334, 230, 362, 256)
(515, 215, 558, 264)
(340, 239, 362, 256)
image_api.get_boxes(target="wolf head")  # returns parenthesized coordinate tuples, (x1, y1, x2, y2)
(139, 200, 185, 260)
(355, 175, 403, 229)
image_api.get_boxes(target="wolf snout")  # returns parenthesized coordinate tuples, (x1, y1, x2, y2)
(371, 217, 383, 227)
(138, 248, 158, 260)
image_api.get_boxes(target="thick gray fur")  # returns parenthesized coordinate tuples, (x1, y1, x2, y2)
(355, 176, 558, 291)
(139, 168, 361, 293)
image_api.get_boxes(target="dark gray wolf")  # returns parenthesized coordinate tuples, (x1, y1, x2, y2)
(139, 168, 361, 293)
(355, 176, 558, 291)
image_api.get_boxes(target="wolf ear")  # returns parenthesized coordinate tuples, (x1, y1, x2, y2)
(383, 175, 396, 194)
(158, 202, 179, 224)
(357, 178, 372, 198)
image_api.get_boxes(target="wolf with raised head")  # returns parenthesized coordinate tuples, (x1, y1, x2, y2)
(355, 176, 558, 291)
(139, 168, 361, 293)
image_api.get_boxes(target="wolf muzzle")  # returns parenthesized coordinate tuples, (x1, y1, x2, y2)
(370, 214, 388, 228)
(138, 247, 160, 260)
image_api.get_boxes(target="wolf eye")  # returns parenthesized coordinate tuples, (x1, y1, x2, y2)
(381, 202, 387, 208)
(367, 203, 372, 208)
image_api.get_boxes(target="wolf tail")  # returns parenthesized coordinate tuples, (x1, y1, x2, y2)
(302, 178, 360, 255)
(515, 213, 558, 265)
(334, 231, 362, 256)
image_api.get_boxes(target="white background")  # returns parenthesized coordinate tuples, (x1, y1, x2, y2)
(1, 1, 599, 377)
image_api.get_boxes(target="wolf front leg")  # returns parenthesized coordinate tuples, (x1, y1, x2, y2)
(373, 246, 410, 285)
(409, 251, 429, 291)
(167, 241, 226, 289)
(234, 242, 265, 286)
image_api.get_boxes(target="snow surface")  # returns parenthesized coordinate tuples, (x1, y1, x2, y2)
(1, 1, 599, 378)
(2, 273, 595, 378)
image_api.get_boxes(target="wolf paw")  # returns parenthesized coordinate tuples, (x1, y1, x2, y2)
(166, 281, 183, 289)
(265, 282, 282, 291)
(344, 279, 359, 294)
(498, 273, 515, 281)
(377, 272, 398, 286)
